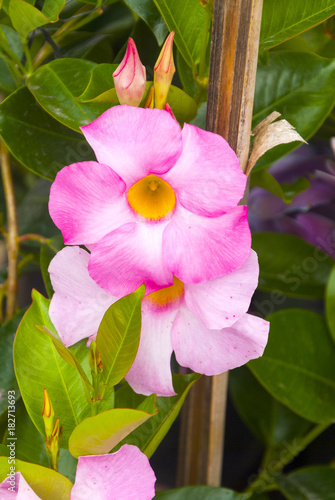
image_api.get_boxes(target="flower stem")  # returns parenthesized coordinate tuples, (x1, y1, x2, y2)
(245, 422, 330, 494)
(0, 142, 18, 320)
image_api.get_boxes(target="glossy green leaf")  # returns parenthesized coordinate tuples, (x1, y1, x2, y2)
(35, 324, 93, 399)
(252, 233, 333, 299)
(115, 373, 200, 457)
(253, 52, 335, 170)
(97, 285, 144, 387)
(0, 24, 23, 62)
(14, 291, 90, 446)
(249, 309, 335, 423)
(27, 58, 111, 132)
(326, 264, 335, 343)
(260, 0, 335, 52)
(230, 366, 313, 448)
(250, 170, 310, 204)
(8, 0, 65, 39)
(166, 85, 197, 123)
(176, 50, 198, 99)
(276, 466, 335, 500)
(0, 444, 9, 457)
(0, 57, 21, 93)
(0, 311, 24, 414)
(155, 487, 250, 499)
(77, 63, 117, 101)
(153, 0, 206, 68)
(124, 0, 168, 45)
(68, 395, 157, 457)
(0, 86, 94, 180)
(0, 457, 72, 499)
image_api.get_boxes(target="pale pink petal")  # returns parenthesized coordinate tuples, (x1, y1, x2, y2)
(125, 301, 177, 396)
(0, 473, 41, 499)
(163, 205, 251, 283)
(184, 250, 259, 329)
(81, 106, 182, 187)
(89, 222, 173, 296)
(71, 445, 156, 500)
(49, 247, 116, 347)
(164, 124, 246, 216)
(172, 308, 269, 375)
(49, 161, 133, 245)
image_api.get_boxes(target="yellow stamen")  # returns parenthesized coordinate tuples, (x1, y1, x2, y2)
(146, 276, 184, 307)
(128, 174, 176, 220)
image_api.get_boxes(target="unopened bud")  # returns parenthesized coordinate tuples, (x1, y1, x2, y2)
(113, 38, 146, 107)
(154, 31, 175, 109)
(42, 388, 55, 440)
(144, 85, 154, 108)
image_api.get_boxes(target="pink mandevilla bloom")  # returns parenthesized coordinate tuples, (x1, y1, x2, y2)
(48, 246, 269, 396)
(49, 105, 251, 297)
(113, 38, 146, 107)
(0, 445, 156, 500)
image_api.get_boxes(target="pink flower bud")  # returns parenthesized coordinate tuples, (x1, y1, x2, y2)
(144, 85, 154, 108)
(154, 31, 175, 109)
(113, 38, 146, 107)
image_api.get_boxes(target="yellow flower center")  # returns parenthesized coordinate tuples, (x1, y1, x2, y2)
(146, 276, 184, 307)
(127, 174, 176, 220)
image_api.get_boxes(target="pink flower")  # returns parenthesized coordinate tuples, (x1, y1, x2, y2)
(49, 106, 250, 297)
(0, 473, 40, 499)
(48, 246, 269, 396)
(113, 38, 146, 107)
(0, 446, 156, 500)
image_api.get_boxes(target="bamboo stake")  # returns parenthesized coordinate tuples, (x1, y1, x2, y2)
(177, 0, 263, 486)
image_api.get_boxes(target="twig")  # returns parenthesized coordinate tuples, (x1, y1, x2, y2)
(0, 143, 19, 320)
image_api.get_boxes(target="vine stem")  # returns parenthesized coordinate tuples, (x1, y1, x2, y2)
(0, 142, 19, 320)
(245, 422, 330, 494)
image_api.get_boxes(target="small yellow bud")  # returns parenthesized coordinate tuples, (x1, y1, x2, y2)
(154, 32, 175, 109)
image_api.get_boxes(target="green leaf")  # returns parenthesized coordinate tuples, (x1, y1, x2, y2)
(124, 0, 168, 45)
(0, 457, 73, 499)
(153, 0, 206, 68)
(253, 52, 335, 169)
(40, 245, 55, 299)
(77, 63, 117, 101)
(276, 466, 335, 500)
(250, 170, 310, 204)
(176, 50, 198, 99)
(0, 311, 24, 414)
(115, 373, 200, 457)
(35, 324, 93, 400)
(27, 58, 111, 132)
(96, 285, 144, 387)
(260, 0, 335, 52)
(0, 86, 94, 180)
(252, 233, 333, 299)
(0, 24, 23, 62)
(249, 309, 335, 423)
(14, 291, 90, 447)
(166, 85, 197, 124)
(230, 366, 313, 448)
(68, 395, 157, 458)
(0, 56, 21, 93)
(326, 264, 335, 343)
(8, 0, 65, 39)
(155, 487, 250, 499)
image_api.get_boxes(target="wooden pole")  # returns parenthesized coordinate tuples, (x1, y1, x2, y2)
(177, 0, 263, 486)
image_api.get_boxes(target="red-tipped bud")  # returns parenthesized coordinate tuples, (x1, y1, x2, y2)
(144, 85, 154, 108)
(42, 388, 55, 440)
(113, 38, 146, 107)
(154, 31, 175, 109)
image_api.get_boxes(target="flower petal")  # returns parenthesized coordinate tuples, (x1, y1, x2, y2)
(89, 222, 173, 296)
(184, 250, 259, 329)
(49, 247, 116, 347)
(125, 301, 177, 396)
(70, 445, 156, 500)
(163, 205, 251, 283)
(81, 106, 182, 187)
(49, 161, 132, 245)
(172, 308, 269, 375)
(0, 473, 41, 499)
(164, 123, 246, 216)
